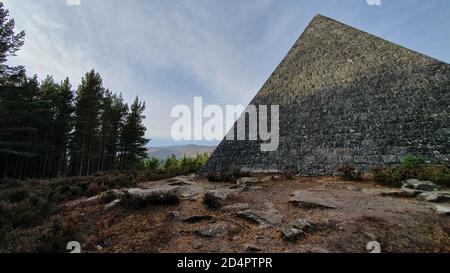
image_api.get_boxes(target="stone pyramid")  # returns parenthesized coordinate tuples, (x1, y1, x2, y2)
(202, 14, 450, 175)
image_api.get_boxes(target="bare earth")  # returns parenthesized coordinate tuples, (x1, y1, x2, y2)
(17, 176, 450, 253)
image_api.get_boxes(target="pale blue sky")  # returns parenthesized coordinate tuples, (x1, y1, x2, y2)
(4, 0, 450, 146)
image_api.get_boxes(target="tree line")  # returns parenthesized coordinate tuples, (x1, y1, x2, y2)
(0, 2, 149, 179)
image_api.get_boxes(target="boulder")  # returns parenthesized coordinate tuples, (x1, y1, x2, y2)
(195, 223, 229, 237)
(434, 205, 450, 215)
(203, 189, 236, 209)
(125, 187, 179, 206)
(237, 209, 283, 228)
(281, 218, 315, 241)
(281, 227, 304, 241)
(419, 192, 450, 203)
(289, 190, 337, 209)
(244, 244, 263, 252)
(402, 179, 441, 192)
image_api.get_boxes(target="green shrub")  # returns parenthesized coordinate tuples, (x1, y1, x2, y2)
(371, 155, 450, 188)
(137, 153, 209, 182)
(418, 165, 450, 187)
(400, 155, 425, 168)
(144, 157, 160, 170)
(371, 166, 404, 187)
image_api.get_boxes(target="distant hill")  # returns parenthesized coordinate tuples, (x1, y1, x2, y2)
(147, 144, 216, 160)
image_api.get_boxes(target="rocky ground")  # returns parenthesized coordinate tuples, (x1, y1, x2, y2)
(10, 175, 450, 253)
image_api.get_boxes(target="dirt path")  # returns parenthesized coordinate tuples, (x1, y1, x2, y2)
(28, 176, 450, 253)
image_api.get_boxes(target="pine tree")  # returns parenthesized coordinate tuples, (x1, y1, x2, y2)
(0, 2, 25, 85)
(0, 75, 41, 178)
(119, 97, 149, 169)
(53, 78, 74, 176)
(37, 75, 59, 177)
(0, 1, 151, 178)
(69, 70, 104, 176)
(98, 91, 127, 171)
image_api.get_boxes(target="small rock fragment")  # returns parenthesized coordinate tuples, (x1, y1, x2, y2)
(244, 244, 263, 252)
(195, 223, 229, 237)
(167, 211, 181, 219)
(282, 227, 304, 241)
(281, 218, 316, 241)
(192, 242, 203, 249)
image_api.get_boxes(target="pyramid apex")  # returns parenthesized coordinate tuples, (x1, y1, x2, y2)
(313, 13, 326, 19)
(304, 14, 339, 30)
(310, 14, 337, 24)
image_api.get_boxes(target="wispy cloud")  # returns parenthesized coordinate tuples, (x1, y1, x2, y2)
(4, 0, 450, 145)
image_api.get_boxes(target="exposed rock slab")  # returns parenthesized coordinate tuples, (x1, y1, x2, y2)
(402, 179, 441, 192)
(203, 189, 236, 209)
(125, 187, 179, 205)
(381, 189, 422, 198)
(289, 190, 337, 209)
(195, 223, 229, 237)
(167, 177, 194, 187)
(103, 199, 121, 211)
(237, 209, 283, 228)
(434, 205, 450, 215)
(85, 189, 125, 204)
(221, 203, 250, 213)
(419, 192, 450, 203)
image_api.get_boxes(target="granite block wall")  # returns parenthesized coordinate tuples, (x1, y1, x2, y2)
(201, 15, 450, 175)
